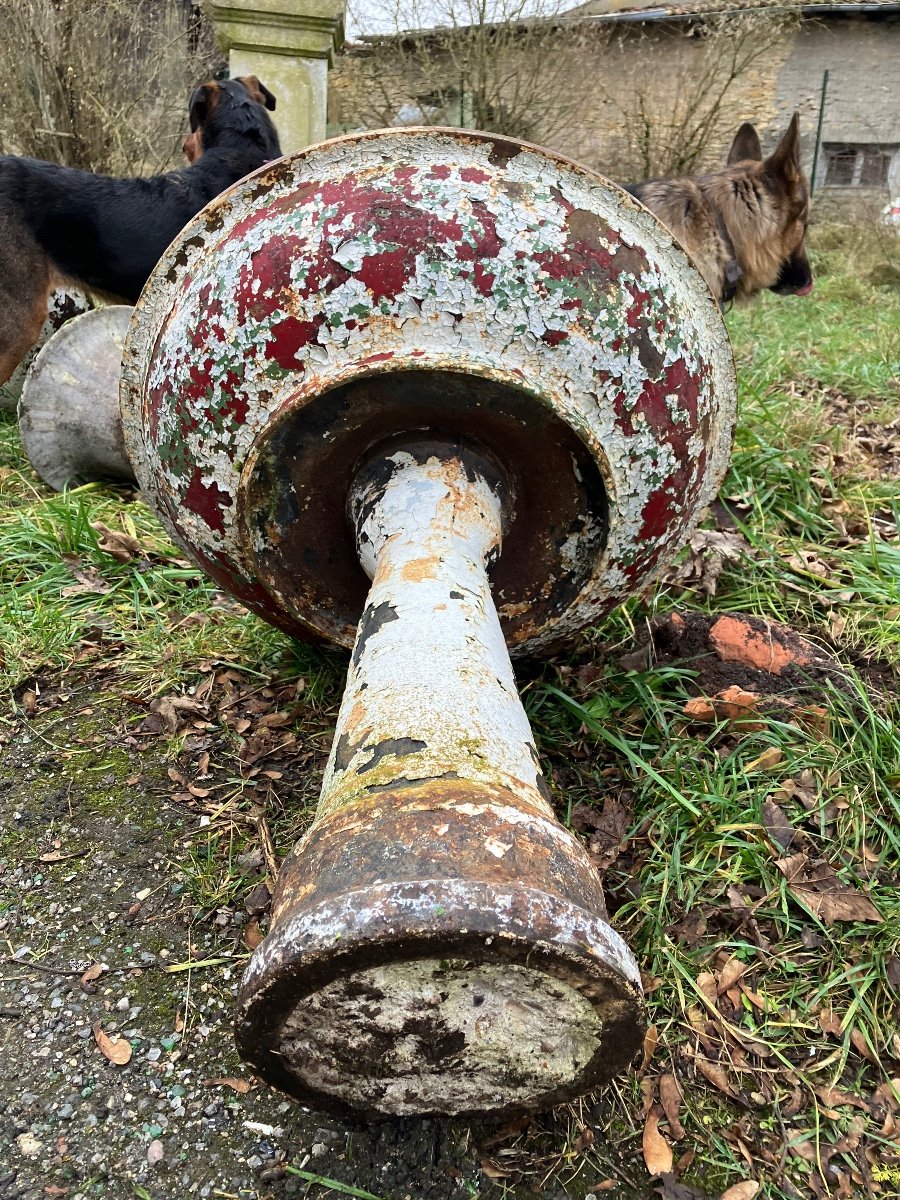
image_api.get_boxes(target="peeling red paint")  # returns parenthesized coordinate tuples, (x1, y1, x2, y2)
(357, 248, 414, 304)
(266, 315, 322, 367)
(121, 128, 736, 662)
(183, 469, 232, 532)
(638, 475, 680, 541)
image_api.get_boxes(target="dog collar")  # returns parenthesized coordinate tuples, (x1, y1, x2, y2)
(716, 213, 742, 307)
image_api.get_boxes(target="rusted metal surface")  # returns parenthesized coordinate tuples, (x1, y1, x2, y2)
(19, 306, 135, 492)
(237, 443, 643, 1118)
(121, 127, 736, 656)
(0, 288, 93, 413)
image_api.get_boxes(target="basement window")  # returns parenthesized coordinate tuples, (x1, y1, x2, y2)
(823, 143, 895, 188)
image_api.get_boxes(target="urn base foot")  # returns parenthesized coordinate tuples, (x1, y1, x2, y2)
(236, 879, 644, 1119)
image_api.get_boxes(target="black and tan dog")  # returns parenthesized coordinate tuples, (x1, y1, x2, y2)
(0, 76, 281, 384)
(625, 114, 813, 306)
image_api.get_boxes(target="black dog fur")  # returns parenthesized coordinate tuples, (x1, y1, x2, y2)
(0, 76, 281, 383)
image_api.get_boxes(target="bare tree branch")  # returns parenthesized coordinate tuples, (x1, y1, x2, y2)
(0, 0, 220, 174)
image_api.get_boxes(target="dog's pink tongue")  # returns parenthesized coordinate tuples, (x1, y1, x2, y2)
(795, 279, 814, 296)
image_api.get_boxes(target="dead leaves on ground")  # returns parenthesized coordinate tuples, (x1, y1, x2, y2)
(754, 769, 884, 925)
(570, 793, 633, 871)
(663, 528, 749, 597)
(635, 943, 900, 1198)
(775, 851, 882, 924)
(720, 1185, 760, 1200)
(90, 521, 142, 562)
(59, 519, 188, 596)
(643, 1106, 674, 1175)
(92, 1021, 132, 1065)
(139, 669, 309, 802)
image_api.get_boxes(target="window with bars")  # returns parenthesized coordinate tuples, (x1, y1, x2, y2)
(823, 144, 896, 188)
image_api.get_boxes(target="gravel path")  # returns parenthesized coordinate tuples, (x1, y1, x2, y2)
(0, 698, 494, 1200)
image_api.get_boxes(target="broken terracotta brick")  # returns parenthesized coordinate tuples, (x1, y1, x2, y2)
(683, 685, 762, 726)
(709, 615, 811, 676)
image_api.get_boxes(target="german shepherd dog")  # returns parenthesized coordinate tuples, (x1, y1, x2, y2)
(625, 114, 813, 306)
(0, 76, 281, 385)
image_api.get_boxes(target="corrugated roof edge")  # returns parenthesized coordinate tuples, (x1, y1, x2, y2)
(579, 3, 900, 22)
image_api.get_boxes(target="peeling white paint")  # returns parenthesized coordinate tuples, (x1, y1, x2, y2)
(320, 446, 549, 816)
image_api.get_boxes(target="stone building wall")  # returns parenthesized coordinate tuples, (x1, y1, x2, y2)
(330, 10, 900, 210)
(769, 14, 900, 208)
(539, 20, 794, 179)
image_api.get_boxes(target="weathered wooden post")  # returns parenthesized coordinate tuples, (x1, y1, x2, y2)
(32, 129, 736, 1117)
(205, 0, 344, 153)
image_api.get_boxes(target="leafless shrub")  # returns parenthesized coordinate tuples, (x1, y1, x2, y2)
(591, 11, 801, 180)
(335, 6, 800, 183)
(335, 1, 595, 149)
(0, 0, 220, 175)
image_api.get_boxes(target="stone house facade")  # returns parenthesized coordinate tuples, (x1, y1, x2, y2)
(330, 0, 900, 213)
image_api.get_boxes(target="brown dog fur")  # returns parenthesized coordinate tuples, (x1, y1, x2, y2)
(627, 115, 813, 304)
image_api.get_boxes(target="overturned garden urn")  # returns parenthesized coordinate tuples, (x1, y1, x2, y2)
(110, 129, 736, 1118)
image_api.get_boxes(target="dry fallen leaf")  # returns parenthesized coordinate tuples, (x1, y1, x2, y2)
(745, 747, 783, 773)
(716, 956, 747, 995)
(642, 1106, 673, 1176)
(479, 1160, 513, 1180)
(640, 1023, 659, 1074)
(92, 1021, 132, 1066)
(243, 919, 263, 950)
(205, 1076, 252, 1094)
(80, 963, 103, 987)
(697, 971, 718, 1008)
(695, 1056, 737, 1098)
(720, 1182, 760, 1200)
(90, 520, 142, 562)
(573, 1126, 595, 1152)
(775, 853, 882, 924)
(38, 849, 85, 864)
(850, 1027, 879, 1064)
(816, 1086, 869, 1112)
(256, 710, 292, 729)
(659, 1073, 685, 1140)
(664, 528, 748, 597)
(60, 558, 112, 597)
(818, 1008, 843, 1037)
(654, 1174, 707, 1200)
(761, 798, 795, 850)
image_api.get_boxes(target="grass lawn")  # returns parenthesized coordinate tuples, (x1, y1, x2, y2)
(0, 221, 898, 1199)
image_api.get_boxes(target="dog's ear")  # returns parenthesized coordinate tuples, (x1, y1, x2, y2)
(182, 129, 202, 164)
(189, 82, 218, 132)
(727, 122, 763, 164)
(766, 113, 802, 180)
(258, 81, 277, 111)
(239, 75, 277, 111)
